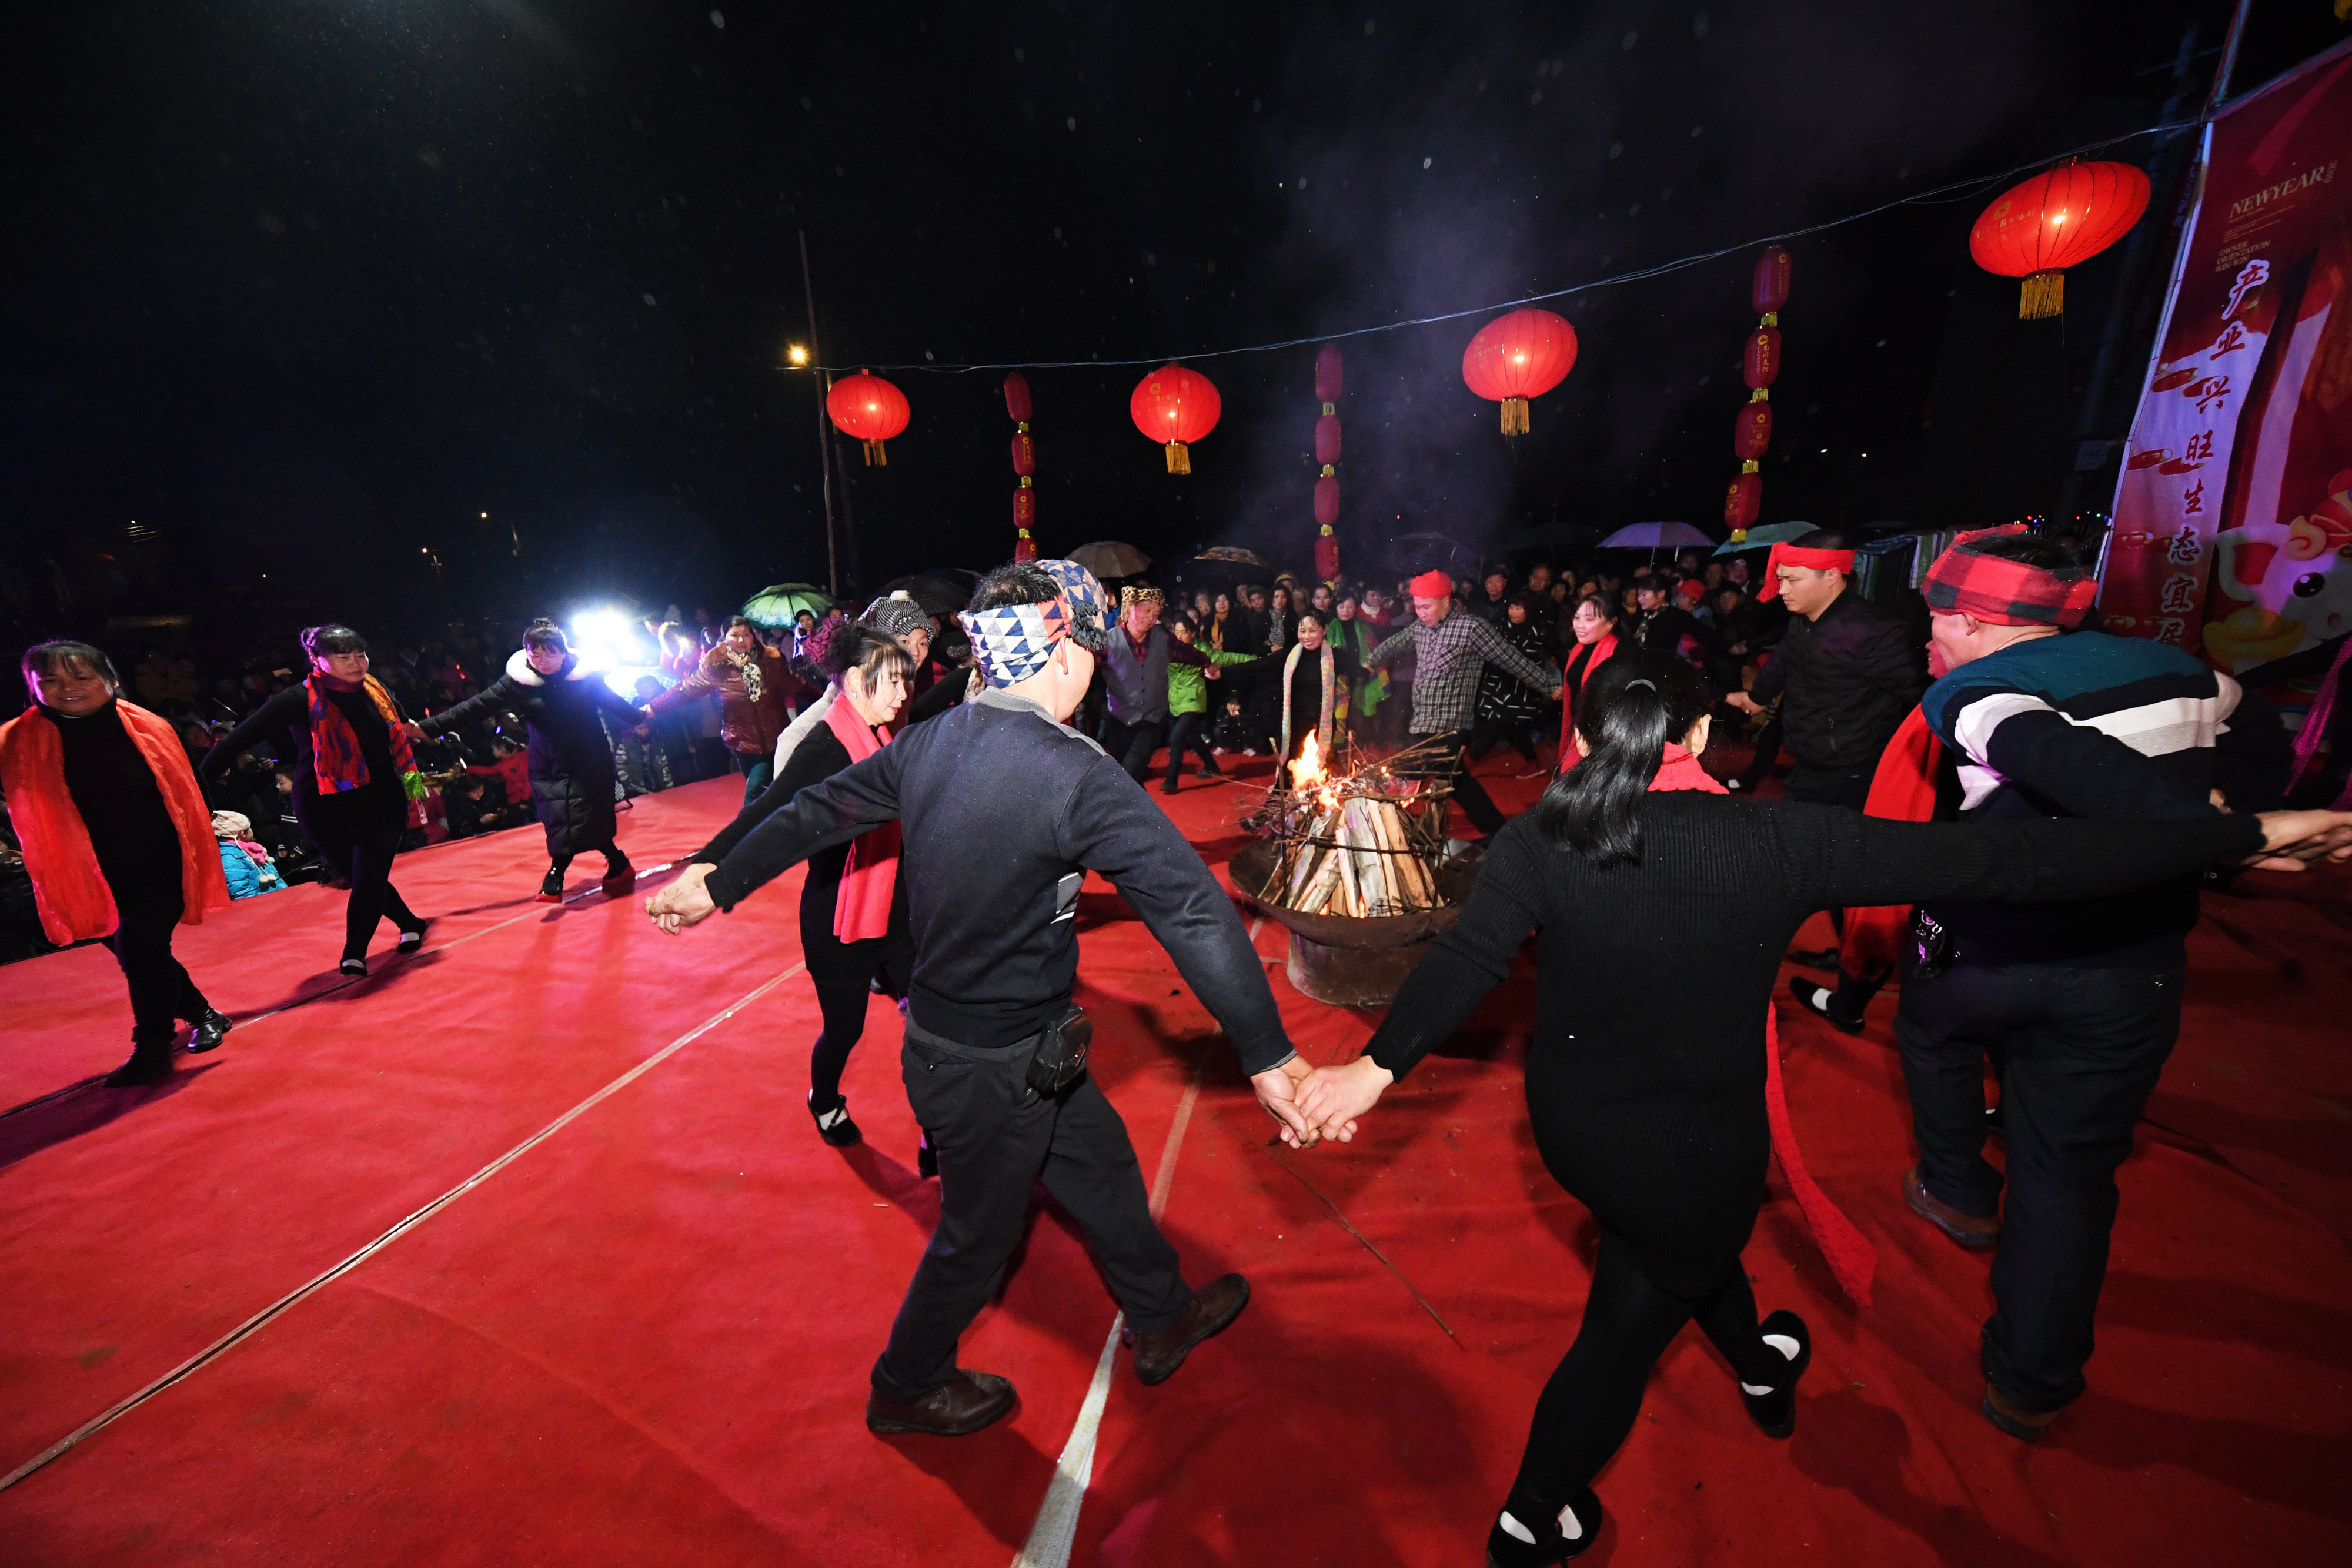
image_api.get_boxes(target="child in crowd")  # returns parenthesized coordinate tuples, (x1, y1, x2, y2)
(1164, 618, 1253, 793)
(211, 811, 287, 899)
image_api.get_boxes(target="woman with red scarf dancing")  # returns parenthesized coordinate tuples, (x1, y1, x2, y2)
(206, 624, 429, 977)
(658, 623, 915, 1150)
(1, 641, 234, 1085)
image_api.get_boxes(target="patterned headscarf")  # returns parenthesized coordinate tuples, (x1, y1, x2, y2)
(957, 558, 1112, 688)
(861, 590, 932, 643)
(1922, 524, 2099, 628)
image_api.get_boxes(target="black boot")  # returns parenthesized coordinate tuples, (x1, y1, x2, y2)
(599, 856, 636, 898)
(537, 864, 566, 904)
(103, 1043, 175, 1088)
(1486, 1490, 1603, 1566)
(1739, 1309, 1813, 1439)
(188, 1008, 233, 1054)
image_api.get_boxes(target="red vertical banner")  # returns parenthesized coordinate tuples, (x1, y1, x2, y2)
(2102, 42, 2352, 669)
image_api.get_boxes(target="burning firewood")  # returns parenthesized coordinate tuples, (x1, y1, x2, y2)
(1247, 731, 1455, 918)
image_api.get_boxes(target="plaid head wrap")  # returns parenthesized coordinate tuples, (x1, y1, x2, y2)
(1922, 524, 2099, 628)
(956, 558, 1112, 688)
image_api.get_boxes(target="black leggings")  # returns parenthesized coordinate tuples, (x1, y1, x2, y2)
(1164, 713, 1220, 785)
(1468, 716, 1539, 764)
(102, 882, 209, 1050)
(810, 958, 909, 1109)
(1507, 1232, 1785, 1522)
(321, 817, 420, 962)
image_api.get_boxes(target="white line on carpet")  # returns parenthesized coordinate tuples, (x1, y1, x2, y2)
(0, 958, 804, 1495)
(1012, 1048, 1209, 1568)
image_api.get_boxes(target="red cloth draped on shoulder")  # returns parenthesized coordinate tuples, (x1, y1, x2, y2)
(1552, 632, 1618, 775)
(821, 698, 902, 942)
(1839, 707, 1943, 984)
(0, 701, 232, 944)
(1648, 741, 1877, 1306)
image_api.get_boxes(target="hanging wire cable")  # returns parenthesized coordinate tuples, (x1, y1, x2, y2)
(801, 118, 2201, 376)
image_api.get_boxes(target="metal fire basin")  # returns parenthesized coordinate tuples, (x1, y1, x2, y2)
(1227, 839, 1485, 1008)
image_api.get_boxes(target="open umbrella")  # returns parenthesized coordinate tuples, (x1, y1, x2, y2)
(1066, 541, 1152, 580)
(740, 583, 834, 629)
(1178, 546, 1275, 594)
(1599, 521, 1716, 551)
(1712, 521, 1815, 556)
(876, 572, 974, 616)
(1388, 532, 1481, 581)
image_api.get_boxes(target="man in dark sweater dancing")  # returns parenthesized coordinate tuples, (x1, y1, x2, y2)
(1887, 530, 2289, 1442)
(647, 559, 1317, 1438)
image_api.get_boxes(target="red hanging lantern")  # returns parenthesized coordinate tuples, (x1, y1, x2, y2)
(1724, 472, 1761, 533)
(1970, 161, 2151, 320)
(826, 370, 910, 466)
(1752, 247, 1793, 319)
(1312, 346, 1344, 583)
(1004, 372, 1037, 561)
(1130, 363, 1220, 474)
(1461, 307, 1578, 436)
(1733, 402, 1773, 462)
(1743, 326, 1782, 391)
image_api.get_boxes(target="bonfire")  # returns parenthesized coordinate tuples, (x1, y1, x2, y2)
(1242, 732, 1458, 918)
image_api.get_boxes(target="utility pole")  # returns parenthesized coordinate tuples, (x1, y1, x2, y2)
(800, 229, 840, 600)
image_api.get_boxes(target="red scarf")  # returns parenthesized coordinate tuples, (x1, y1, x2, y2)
(1648, 743, 1877, 1308)
(306, 673, 421, 797)
(1839, 707, 1943, 984)
(823, 697, 902, 942)
(1553, 633, 1619, 775)
(0, 701, 232, 944)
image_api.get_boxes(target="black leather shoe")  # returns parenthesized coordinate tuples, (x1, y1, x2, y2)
(1904, 1165, 2001, 1249)
(395, 921, 429, 956)
(810, 1094, 862, 1147)
(1739, 1309, 1812, 1439)
(103, 1047, 174, 1088)
(865, 1369, 1017, 1436)
(537, 865, 566, 904)
(1130, 1273, 1249, 1386)
(599, 860, 636, 898)
(1982, 1382, 2064, 1442)
(188, 1008, 233, 1054)
(1787, 975, 1864, 1035)
(340, 957, 368, 979)
(1486, 1490, 1603, 1565)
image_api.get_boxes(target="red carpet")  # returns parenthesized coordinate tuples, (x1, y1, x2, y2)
(2, 765, 2347, 1564)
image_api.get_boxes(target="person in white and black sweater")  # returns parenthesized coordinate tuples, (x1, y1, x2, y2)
(646, 558, 1319, 1440)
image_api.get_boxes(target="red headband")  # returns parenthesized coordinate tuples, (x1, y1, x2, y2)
(1923, 526, 2099, 628)
(1756, 544, 1855, 601)
(1409, 569, 1454, 599)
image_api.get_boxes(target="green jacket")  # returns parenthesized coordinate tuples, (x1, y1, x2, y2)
(1170, 648, 1257, 716)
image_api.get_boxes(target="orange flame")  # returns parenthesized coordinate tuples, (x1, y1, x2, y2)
(1291, 731, 1325, 793)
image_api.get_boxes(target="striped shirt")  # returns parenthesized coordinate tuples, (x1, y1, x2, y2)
(1368, 612, 1559, 735)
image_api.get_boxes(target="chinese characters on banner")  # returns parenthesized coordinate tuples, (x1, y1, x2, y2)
(2102, 41, 2352, 670)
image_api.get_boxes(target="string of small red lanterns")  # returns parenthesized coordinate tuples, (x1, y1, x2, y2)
(1004, 373, 1038, 562)
(1312, 346, 1343, 584)
(1721, 248, 1791, 543)
(825, 369, 910, 466)
(1130, 363, 1221, 473)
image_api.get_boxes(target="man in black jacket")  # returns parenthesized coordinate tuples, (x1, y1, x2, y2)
(1725, 530, 1926, 808)
(647, 559, 1317, 1439)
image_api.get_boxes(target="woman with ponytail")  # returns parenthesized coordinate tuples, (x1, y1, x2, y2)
(660, 623, 918, 1154)
(1297, 654, 2352, 1564)
(205, 624, 429, 977)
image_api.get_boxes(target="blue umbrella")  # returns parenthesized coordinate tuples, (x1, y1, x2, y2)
(1713, 521, 1814, 555)
(1598, 521, 1715, 551)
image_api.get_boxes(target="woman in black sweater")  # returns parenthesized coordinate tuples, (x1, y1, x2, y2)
(205, 624, 429, 977)
(661, 624, 916, 1149)
(1298, 657, 2346, 1565)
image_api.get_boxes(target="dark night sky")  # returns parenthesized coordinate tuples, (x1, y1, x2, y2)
(5, 0, 2343, 634)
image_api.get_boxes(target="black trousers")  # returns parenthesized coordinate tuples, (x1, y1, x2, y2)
(809, 952, 909, 1110)
(1163, 713, 1220, 787)
(1508, 1231, 1785, 1522)
(1098, 716, 1167, 783)
(1894, 958, 2181, 1412)
(874, 1019, 1195, 1403)
(101, 880, 209, 1051)
(1779, 765, 1873, 811)
(1426, 730, 1506, 835)
(308, 787, 420, 962)
(1468, 716, 1539, 765)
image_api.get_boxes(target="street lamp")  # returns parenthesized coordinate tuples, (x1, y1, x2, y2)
(786, 343, 809, 366)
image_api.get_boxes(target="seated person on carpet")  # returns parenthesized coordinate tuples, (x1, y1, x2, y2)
(211, 810, 286, 898)
(1295, 654, 2352, 1567)
(441, 771, 519, 840)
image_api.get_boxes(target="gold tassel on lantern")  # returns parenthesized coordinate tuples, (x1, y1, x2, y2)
(862, 439, 888, 466)
(1499, 396, 1529, 436)
(1164, 440, 1191, 474)
(2020, 270, 2064, 320)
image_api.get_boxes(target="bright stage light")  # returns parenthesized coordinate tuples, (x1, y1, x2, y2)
(569, 607, 646, 671)
(786, 343, 809, 365)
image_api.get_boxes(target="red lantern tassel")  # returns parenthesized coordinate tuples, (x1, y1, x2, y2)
(1499, 396, 1529, 437)
(862, 439, 887, 467)
(2019, 270, 2064, 320)
(1164, 440, 1191, 475)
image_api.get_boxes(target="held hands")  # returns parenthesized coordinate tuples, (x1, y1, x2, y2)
(1252, 1056, 1322, 1149)
(1295, 1057, 1392, 1144)
(2243, 809, 2352, 872)
(1725, 691, 1763, 716)
(645, 862, 719, 934)
(400, 720, 430, 741)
